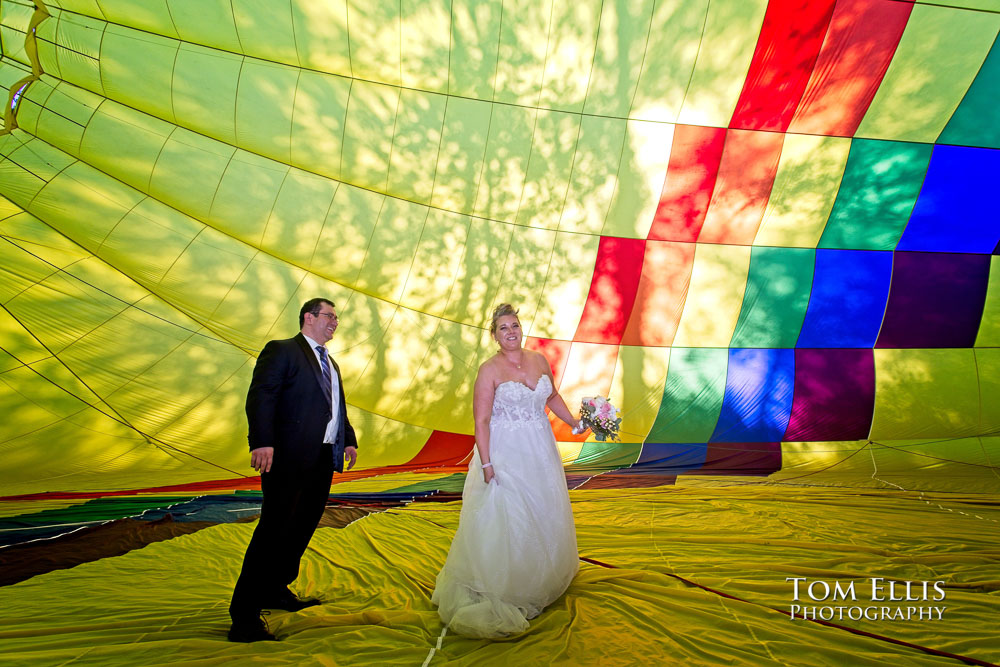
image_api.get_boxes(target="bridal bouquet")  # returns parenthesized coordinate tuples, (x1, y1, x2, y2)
(574, 396, 621, 442)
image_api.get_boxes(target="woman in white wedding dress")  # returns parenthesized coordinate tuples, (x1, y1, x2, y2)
(432, 304, 585, 638)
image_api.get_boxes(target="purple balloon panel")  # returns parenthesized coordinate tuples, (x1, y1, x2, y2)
(784, 349, 875, 441)
(876, 252, 990, 348)
(699, 443, 781, 476)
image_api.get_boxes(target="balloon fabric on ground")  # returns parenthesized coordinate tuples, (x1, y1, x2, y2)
(0, 0, 998, 665)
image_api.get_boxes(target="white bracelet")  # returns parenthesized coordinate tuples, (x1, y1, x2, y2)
(482, 462, 493, 469)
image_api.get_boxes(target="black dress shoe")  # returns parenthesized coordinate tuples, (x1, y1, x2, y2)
(263, 589, 322, 612)
(228, 614, 277, 642)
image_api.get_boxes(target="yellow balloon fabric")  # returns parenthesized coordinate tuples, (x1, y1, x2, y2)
(1, 1, 1000, 664)
(1, 0, 999, 496)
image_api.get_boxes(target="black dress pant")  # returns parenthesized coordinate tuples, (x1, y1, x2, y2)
(230, 443, 333, 622)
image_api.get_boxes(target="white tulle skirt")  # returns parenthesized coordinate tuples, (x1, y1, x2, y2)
(432, 420, 579, 638)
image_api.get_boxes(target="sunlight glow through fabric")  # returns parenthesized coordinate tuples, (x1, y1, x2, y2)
(1, 0, 999, 499)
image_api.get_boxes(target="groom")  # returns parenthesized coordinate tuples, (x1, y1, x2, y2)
(228, 298, 358, 642)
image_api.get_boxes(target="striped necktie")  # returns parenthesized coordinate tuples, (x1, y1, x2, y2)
(315, 345, 333, 407)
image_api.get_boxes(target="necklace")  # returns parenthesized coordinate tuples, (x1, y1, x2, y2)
(505, 352, 524, 369)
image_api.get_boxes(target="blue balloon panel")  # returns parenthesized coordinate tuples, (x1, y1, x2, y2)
(631, 443, 708, 472)
(897, 145, 1000, 254)
(710, 349, 795, 443)
(797, 249, 893, 348)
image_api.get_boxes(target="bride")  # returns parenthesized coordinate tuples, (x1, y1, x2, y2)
(432, 304, 585, 638)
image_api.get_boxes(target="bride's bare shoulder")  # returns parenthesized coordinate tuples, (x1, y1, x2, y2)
(527, 349, 551, 371)
(477, 354, 503, 379)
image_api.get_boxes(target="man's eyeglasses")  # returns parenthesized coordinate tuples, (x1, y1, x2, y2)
(313, 312, 338, 321)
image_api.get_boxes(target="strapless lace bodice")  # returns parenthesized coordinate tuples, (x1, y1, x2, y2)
(490, 375, 552, 431)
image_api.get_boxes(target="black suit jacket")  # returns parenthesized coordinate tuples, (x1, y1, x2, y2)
(246, 333, 357, 473)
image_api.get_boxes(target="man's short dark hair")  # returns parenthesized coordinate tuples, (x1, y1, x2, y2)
(299, 298, 335, 328)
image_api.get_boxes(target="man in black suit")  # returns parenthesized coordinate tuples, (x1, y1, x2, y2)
(228, 297, 358, 642)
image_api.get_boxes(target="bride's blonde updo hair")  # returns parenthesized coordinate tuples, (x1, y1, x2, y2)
(489, 303, 520, 336)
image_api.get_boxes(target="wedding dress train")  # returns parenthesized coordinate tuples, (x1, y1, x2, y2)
(432, 374, 579, 638)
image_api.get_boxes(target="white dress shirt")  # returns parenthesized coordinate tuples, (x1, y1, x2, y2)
(303, 334, 341, 444)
